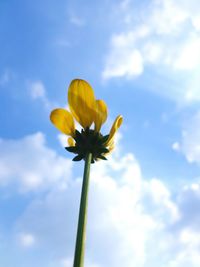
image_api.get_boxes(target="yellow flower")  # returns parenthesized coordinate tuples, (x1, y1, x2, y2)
(50, 79, 123, 162)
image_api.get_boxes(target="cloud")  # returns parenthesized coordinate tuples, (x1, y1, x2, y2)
(18, 232, 35, 247)
(3, 138, 199, 266)
(102, 0, 200, 104)
(1, 132, 200, 266)
(28, 80, 57, 110)
(29, 81, 46, 99)
(57, 134, 68, 147)
(60, 258, 73, 267)
(172, 111, 200, 165)
(0, 132, 73, 193)
(102, 26, 147, 80)
(103, 48, 143, 79)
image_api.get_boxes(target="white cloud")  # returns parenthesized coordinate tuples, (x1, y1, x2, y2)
(102, 26, 147, 80)
(174, 36, 200, 70)
(6, 140, 200, 267)
(172, 142, 180, 151)
(57, 134, 68, 147)
(30, 81, 46, 99)
(18, 232, 35, 247)
(173, 111, 200, 164)
(0, 132, 73, 192)
(28, 80, 56, 110)
(102, 0, 200, 103)
(103, 48, 143, 79)
(60, 258, 73, 267)
(1, 132, 200, 266)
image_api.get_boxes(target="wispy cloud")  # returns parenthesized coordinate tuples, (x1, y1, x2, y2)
(28, 80, 57, 110)
(102, 0, 200, 104)
(172, 111, 200, 165)
(18, 232, 36, 247)
(0, 132, 72, 193)
(0, 69, 14, 87)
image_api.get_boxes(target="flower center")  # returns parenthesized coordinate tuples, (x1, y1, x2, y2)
(65, 127, 109, 163)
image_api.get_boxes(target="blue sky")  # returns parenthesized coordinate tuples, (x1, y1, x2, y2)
(1, 0, 200, 266)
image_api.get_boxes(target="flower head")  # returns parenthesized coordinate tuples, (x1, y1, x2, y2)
(50, 79, 123, 163)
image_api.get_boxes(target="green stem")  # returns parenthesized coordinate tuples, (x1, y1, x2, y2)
(73, 153, 92, 267)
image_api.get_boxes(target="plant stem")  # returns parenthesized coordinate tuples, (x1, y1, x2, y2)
(73, 153, 92, 267)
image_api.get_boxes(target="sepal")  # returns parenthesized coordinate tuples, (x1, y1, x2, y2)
(98, 155, 107, 160)
(100, 134, 109, 144)
(65, 146, 78, 153)
(73, 155, 84, 161)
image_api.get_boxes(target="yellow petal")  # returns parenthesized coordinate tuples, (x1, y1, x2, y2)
(68, 79, 96, 129)
(94, 100, 108, 132)
(68, 137, 75, 146)
(106, 115, 123, 146)
(104, 141, 115, 157)
(108, 140, 115, 151)
(50, 108, 75, 136)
